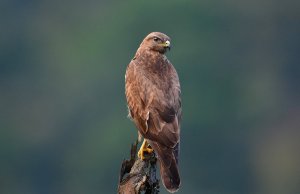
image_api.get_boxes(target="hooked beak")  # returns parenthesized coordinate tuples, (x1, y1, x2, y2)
(163, 40, 171, 51)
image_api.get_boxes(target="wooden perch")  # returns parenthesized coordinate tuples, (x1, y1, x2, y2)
(118, 141, 160, 194)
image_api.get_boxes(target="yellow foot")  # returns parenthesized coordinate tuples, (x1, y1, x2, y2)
(138, 139, 153, 160)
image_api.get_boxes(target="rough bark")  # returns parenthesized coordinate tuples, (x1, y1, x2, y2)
(118, 141, 160, 194)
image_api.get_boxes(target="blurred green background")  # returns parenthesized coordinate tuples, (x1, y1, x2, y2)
(1, 0, 299, 194)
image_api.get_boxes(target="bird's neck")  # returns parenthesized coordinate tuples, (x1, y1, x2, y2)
(134, 48, 169, 75)
(135, 48, 166, 63)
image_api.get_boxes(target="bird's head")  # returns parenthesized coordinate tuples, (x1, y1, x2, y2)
(140, 32, 171, 54)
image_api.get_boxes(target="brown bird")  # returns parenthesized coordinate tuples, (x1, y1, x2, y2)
(125, 32, 181, 193)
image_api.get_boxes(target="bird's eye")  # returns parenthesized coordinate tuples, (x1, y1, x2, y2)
(153, 37, 159, 42)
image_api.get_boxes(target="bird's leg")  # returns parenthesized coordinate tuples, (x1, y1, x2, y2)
(138, 139, 154, 160)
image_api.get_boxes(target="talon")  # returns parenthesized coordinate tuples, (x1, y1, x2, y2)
(138, 139, 153, 160)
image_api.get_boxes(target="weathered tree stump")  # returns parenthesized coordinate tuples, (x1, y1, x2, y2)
(118, 141, 160, 194)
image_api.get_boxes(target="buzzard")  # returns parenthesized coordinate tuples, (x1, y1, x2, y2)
(125, 32, 181, 193)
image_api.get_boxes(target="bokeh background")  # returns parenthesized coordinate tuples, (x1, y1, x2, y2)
(1, 0, 299, 194)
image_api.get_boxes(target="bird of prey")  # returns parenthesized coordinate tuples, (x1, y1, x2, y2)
(125, 32, 181, 193)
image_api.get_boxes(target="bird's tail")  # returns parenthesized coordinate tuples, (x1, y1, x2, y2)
(150, 141, 180, 193)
